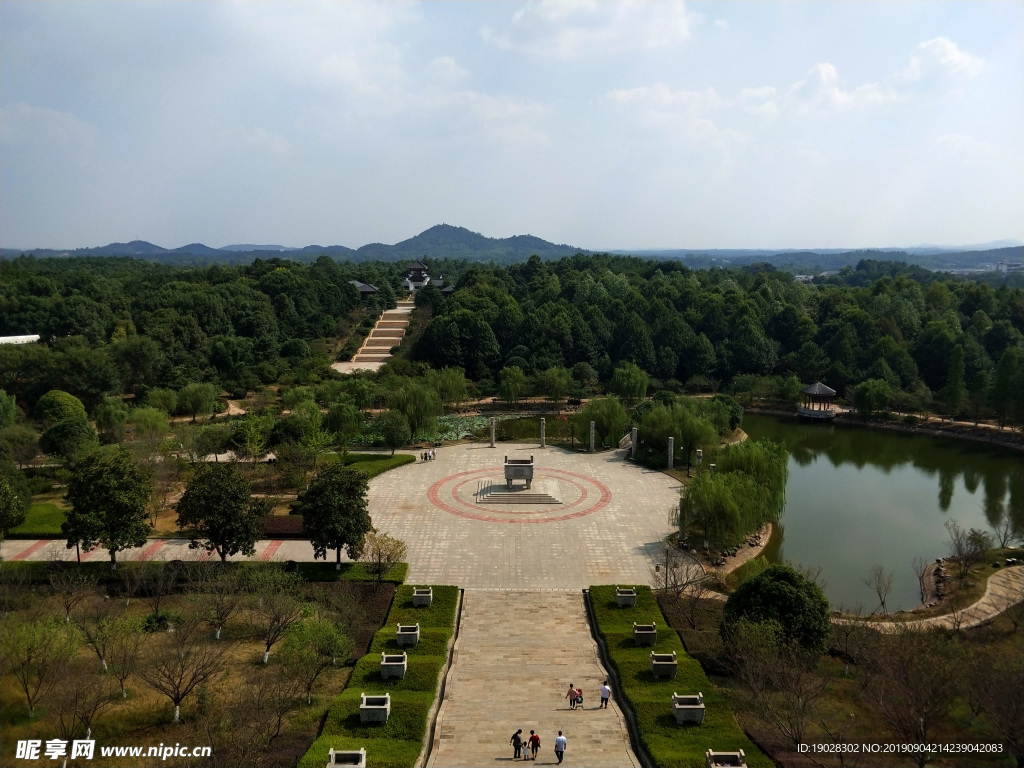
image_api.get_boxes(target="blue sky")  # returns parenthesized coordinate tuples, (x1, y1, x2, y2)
(2, 1, 1021, 251)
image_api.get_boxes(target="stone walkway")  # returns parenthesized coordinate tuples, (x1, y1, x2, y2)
(427, 591, 638, 768)
(869, 565, 1023, 633)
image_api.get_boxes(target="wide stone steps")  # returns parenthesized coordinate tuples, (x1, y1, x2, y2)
(426, 592, 638, 768)
(478, 492, 562, 505)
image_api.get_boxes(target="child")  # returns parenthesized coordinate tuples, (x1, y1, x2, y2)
(529, 731, 540, 760)
(575, 687, 584, 709)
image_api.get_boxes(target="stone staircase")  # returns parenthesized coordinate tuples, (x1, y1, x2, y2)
(475, 481, 562, 505)
(349, 299, 414, 366)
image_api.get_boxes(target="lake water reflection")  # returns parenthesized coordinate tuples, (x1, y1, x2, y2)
(741, 413, 1023, 612)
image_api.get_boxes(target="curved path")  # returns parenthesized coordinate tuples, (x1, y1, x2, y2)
(854, 565, 1023, 633)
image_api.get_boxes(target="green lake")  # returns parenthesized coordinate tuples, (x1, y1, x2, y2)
(741, 413, 1023, 612)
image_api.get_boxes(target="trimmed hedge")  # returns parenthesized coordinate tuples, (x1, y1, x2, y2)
(300, 584, 459, 768)
(260, 514, 305, 537)
(588, 585, 771, 768)
(332, 452, 416, 479)
(0, 559, 407, 587)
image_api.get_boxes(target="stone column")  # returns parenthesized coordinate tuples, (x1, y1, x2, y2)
(667, 436, 674, 470)
(490, 418, 496, 448)
(540, 417, 546, 448)
(631, 427, 638, 459)
(589, 421, 596, 452)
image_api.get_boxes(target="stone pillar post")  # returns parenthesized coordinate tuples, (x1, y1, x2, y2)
(490, 418, 496, 448)
(667, 436, 674, 470)
(589, 421, 596, 452)
(540, 418, 546, 448)
(631, 427, 638, 459)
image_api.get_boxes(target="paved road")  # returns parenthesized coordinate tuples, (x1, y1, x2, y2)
(427, 591, 638, 768)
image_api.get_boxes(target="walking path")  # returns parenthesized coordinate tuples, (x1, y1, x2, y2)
(427, 591, 638, 768)
(861, 565, 1023, 633)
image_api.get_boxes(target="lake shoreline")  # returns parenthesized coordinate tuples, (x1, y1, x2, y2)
(745, 407, 1024, 453)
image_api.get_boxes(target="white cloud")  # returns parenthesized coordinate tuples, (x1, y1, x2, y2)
(714, 19, 728, 31)
(483, 0, 695, 57)
(789, 63, 891, 111)
(896, 37, 983, 90)
(428, 56, 469, 82)
(788, 38, 982, 113)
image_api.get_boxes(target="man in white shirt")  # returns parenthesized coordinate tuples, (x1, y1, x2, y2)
(600, 681, 611, 708)
(554, 731, 567, 764)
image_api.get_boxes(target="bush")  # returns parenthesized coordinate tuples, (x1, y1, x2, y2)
(722, 564, 831, 655)
(143, 609, 181, 632)
(588, 585, 770, 768)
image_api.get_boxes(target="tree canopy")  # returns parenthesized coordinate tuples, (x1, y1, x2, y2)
(723, 564, 832, 656)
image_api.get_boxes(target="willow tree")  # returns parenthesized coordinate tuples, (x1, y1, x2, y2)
(716, 438, 789, 523)
(638, 403, 718, 475)
(680, 438, 788, 547)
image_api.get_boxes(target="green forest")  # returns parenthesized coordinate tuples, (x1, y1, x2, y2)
(3, 252, 1021, 429)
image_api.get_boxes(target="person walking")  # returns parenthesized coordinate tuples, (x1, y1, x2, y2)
(600, 681, 611, 709)
(510, 729, 523, 760)
(565, 683, 577, 710)
(528, 730, 540, 760)
(554, 731, 567, 764)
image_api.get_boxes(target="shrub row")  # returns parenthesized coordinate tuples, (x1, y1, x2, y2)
(343, 452, 416, 479)
(299, 584, 459, 768)
(588, 585, 770, 768)
(0, 559, 407, 587)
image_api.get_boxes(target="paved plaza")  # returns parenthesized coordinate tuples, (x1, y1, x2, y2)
(427, 591, 638, 768)
(369, 443, 682, 590)
(2, 444, 681, 590)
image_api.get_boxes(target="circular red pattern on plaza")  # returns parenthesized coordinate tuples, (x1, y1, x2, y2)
(427, 467, 612, 523)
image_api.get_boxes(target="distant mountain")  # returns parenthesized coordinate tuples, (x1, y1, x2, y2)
(174, 242, 224, 256)
(353, 224, 585, 262)
(2, 228, 1019, 272)
(220, 244, 295, 252)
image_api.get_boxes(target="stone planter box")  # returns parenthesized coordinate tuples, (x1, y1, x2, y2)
(673, 692, 705, 725)
(705, 749, 746, 767)
(650, 651, 678, 678)
(616, 587, 637, 607)
(396, 623, 420, 647)
(359, 693, 391, 724)
(412, 587, 433, 607)
(380, 652, 407, 679)
(327, 748, 366, 767)
(633, 621, 657, 646)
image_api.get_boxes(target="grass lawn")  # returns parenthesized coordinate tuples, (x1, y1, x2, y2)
(589, 585, 771, 768)
(7, 500, 66, 538)
(300, 584, 459, 768)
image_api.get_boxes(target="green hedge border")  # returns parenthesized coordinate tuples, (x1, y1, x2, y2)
(588, 585, 771, 768)
(0, 560, 407, 587)
(299, 584, 459, 768)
